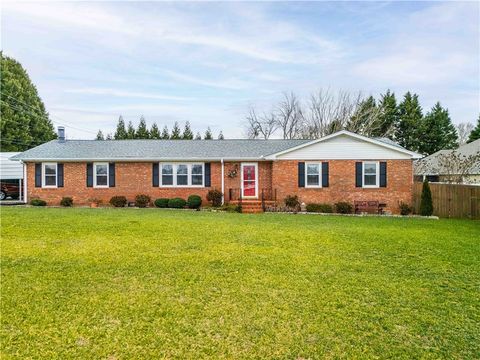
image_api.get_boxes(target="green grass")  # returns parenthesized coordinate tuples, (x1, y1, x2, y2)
(1, 208, 479, 359)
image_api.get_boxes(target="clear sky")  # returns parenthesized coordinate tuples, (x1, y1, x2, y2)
(2, 1, 479, 139)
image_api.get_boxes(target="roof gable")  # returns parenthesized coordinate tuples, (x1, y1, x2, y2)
(266, 131, 421, 160)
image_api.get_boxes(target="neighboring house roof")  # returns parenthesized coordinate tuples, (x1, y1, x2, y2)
(414, 139, 480, 175)
(10, 130, 419, 162)
(10, 139, 311, 161)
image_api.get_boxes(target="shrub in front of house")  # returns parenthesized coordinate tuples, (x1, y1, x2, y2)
(135, 194, 151, 208)
(187, 195, 202, 209)
(419, 180, 433, 216)
(221, 203, 242, 213)
(60, 197, 73, 207)
(154, 198, 169, 208)
(206, 189, 223, 207)
(110, 196, 127, 208)
(399, 202, 412, 216)
(335, 201, 353, 214)
(30, 199, 47, 206)
(306, 203, 333, 213)
(168, 197, 187, 208)
(284, 195, 300, 210)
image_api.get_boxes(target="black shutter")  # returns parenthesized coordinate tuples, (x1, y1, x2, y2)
(355, 162, 363, 188)
(380, 162, 387, 187)
(298, 162, 305, 187)
(322, 162, 329, 187)
(86, 163, 93, 187)
(204, 163, 211, 187)
(57, 163, 64, 187)
(109, 163, 115, 187)
(35, 163, 42, 187)
(152, 163, 159, 187)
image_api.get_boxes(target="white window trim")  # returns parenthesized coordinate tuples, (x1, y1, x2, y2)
(42, 162, 58, 188)
(94, 162, 109, 188)
(305, 162, 322, 188)
(362, 161, 380, 188)
(240, 162, 258, 199)
(159, 162, 205, 187)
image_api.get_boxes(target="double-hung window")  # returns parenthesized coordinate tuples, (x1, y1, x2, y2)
(363, 161, 379, 188)
(305, 163, 321, 187)
(160, 163, 204, 187)
(94, 162, 109, 187)
(42, 163, 57, 188)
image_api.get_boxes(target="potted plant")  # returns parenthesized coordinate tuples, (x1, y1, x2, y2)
(89, 198, 102, 208)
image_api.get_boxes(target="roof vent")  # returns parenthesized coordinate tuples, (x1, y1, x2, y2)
(58, 126, 65, 142)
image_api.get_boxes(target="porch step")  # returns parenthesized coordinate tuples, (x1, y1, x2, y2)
(229, 200, 272, 213)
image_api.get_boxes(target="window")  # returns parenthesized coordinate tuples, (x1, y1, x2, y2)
(160, 163, 204, 187)
(363, 162, 379, 188)
(305, 163, 321, 187)
(43, 163, 57, 187)
(161, 164, 173, 185)
(94, 162, 109, 187)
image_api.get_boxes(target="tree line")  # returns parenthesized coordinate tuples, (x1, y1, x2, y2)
(96, 116, 224, 140)
(245, 90, 480, 155)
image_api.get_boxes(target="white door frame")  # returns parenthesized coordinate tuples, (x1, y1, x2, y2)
(240, 162, 258, 199)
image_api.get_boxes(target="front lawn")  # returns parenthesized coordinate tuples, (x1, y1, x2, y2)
(1, 208, 479, 358)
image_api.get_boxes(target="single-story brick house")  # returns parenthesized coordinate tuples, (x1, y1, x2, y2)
(11, 128, 422, 213)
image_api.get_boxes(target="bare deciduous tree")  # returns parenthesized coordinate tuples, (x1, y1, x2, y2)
(276, 92, 304, 139)
(456, 122, 474, 145)
(245, 107, 278, 139)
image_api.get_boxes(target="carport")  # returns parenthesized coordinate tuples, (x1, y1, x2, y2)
(0, 152, 24, 203)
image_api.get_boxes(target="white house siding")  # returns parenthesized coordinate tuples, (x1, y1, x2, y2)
(276, 134, 412, 160)
(0, 152, 23, 179)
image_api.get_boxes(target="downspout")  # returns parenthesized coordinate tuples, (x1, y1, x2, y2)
(22, 161, 27, 204)
(221, 158, 225, 205)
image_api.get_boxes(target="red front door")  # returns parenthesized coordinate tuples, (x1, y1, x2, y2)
(242, 164, 257, 198)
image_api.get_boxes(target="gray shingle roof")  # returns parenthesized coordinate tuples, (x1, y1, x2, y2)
(10, 139, 312, 161)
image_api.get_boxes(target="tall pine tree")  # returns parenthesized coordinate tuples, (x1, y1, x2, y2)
(161, 125, 170, 139)
(418, 102, 457, 155)
(182, 121, 194, 139)
(373, 90, 398, 138)
(150, 123, 160, 139)
(347, 96, 378, 136)
(136, 116, 150, 139)
(171, 122, 181, 139)
(114, 116, 127, 139)
(195, 132, 202, 140)
(204, 127, 213, 140)
(96, 130, 104, 140)
(0, 53, 56, 151)
(395, 92, 423, 151)
(218, 131, 224, 140)
(467, 115, 480, 143)
(126, 121, 136, 139)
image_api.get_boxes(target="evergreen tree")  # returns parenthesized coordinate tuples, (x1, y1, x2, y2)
(136, 116, 150, 139)
(126, 121, 136, 139)
(0, 52, 56, 151)
(204, 127, 213, 140)
(373, 90, 398, 138)
(467, 115, 480, 143)
(171, 121, 181, 139)
(182, 121, 194, 139)
(105, 133, 113, 140)
(347, 96, 378, 136)
(114, 116, 127, 139)
(418, 102, 458, 155)
(150, 123, 161, 139)
(419, 179, 433, 216)
(161, 125, 170, 139)
(395, 92, 423, 151)
(195, 132, 202, 140)
(218, 131, 224, 140)
(96, 130, 104, 140)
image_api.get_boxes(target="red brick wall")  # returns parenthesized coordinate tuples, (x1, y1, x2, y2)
(26, 159, 413, 212)
(272, 160, 413, 214)
(26, 162, 222, 205)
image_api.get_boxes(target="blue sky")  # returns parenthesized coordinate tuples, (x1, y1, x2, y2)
(2, 1, 479, 139)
